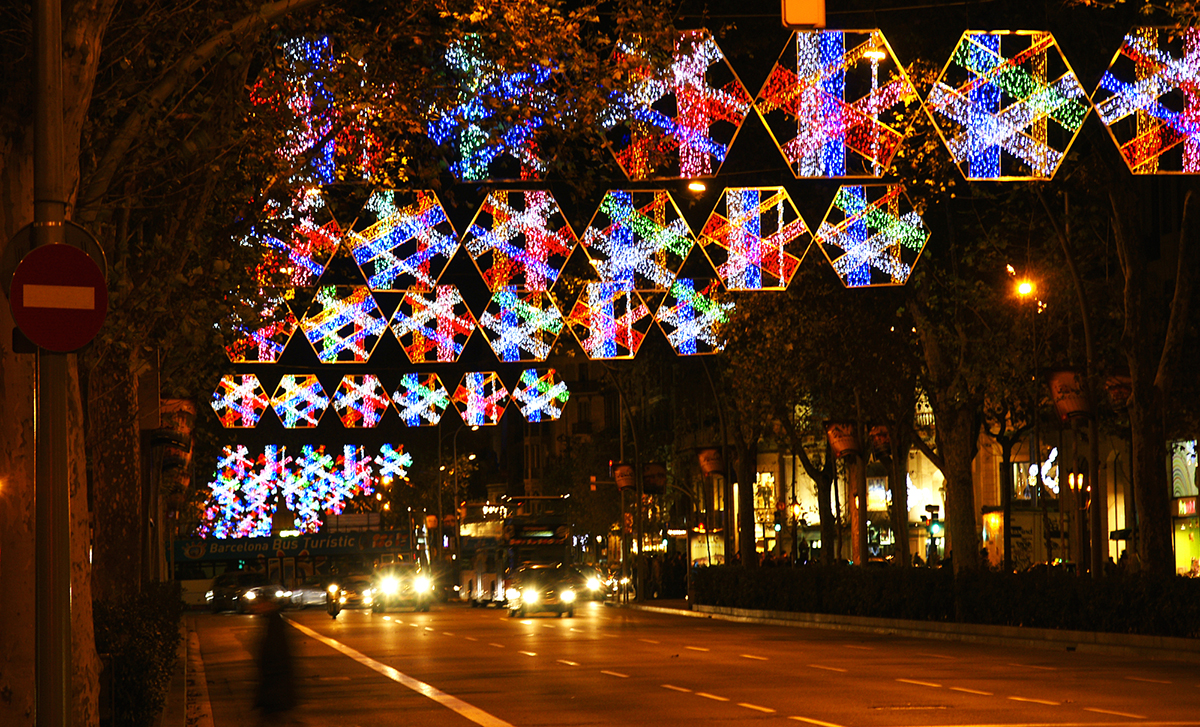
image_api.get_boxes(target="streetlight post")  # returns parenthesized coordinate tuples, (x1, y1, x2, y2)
(452, 424, 479, 563)
(1017, 277, 1049, 565)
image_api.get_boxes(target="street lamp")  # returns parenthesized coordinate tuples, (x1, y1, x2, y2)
(1016, 275, 1049, 565)
(437, 423, 480, 563)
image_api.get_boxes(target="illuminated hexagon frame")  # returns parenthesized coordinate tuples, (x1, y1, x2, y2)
(246, 187, 342, 289)
(698, 187, 812, 291)
(332, 374, 391, 428)
(389, 285, 477, 364)
(391, 372, 451, 427)
(271, 374, 331, 428)
(815, 184, 930, 288)
(580, 190, 694, 292)
(298, 285, 389, 363)
(513, 369, 571, 423)
(478, 289, 565, 363)
(211, 374, 271, 428)
(463, 190, 577, 292)
(344, 190, 459, 291)
(565, 282, 656, 360)
(651, 278, 734, 356)
(223, 290, 299, 364)
(451, 371, 510, 426)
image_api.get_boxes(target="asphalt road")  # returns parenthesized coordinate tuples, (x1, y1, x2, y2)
(192, 601, 1200, 727)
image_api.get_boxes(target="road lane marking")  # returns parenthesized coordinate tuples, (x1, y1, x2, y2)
(287, 619, 515, 727)
(740, 654, 768, 661)
(661, 684, 691, 692)
(464, 637, 478, 641)
(685, 646, 710, 652)
(788, 717, 844, 727)
(897, 678, 941, 688)
(1126, 676, 1171, 684)
(409, 623, 420, 628)
(1008, 696, 1060, 705)
(739, 703, 776, 713)
(1007, 662, 1055, 670)
(916, 652, 956, 660)
(382, 616, 391, 621)
(1085, 707, 1147, 718)
(639, 639, 661, 644)
(488, 643, 505, 648)
(518, 651, 536, 657)
(808, 664, 847, 673)
(601, 670, 629, 678)
(557, 660, 579, 666)
(425, 627, 435, 632)
(570, 628, 584, 633)
(949, 687, 993, 696)
(443, 632, 455, 636)
(696, 692, 729, 701)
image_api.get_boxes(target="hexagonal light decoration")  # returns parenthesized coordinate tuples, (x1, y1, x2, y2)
(464, 190, 577, 291)
(211, 374, 270, 428)
(755, 30, 920, 178)
(513, 369, 570, 423)
(566, 282, 655, 360)
(926, 31, 1089, 181)
(389, 285, 476, 364)
(599, 29, 752, 180)
(699, 187, 811, 291)
(478, 289, 564, 362)
(581, 190, 693, 292)
(1093, 27, 1200, 174)
(343, 190, 458, 291)
(652, 278, 734, 356)
(451, 372, 509, 426)
(332, 375, 391, 428)
(391, 372, 451, 427)
(426, 34, 559, 181)
(223, 290, 298, 363)
(815, 185, 929, 288)
(375, 444, 413, 482)
(271, 374, 330, 428)
(246, 187, 342, 288)
(299, 285, 389, 363)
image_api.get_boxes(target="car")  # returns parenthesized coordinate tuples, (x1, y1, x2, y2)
(505, 564, 578, 618)
(329, 573, 375, 609)
(569, 565, 607, 601)
(290, 575, 338, 608)
(206, 571, 272, 613)
(372, 564, 434, 612)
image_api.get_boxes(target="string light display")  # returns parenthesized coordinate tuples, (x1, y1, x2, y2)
(565, 282, 654, 359)
(755, 30, 919, 178)
(199, 445, 278, 538)
(815, 185, 929, 287)
(464, 190, 576, 291)
(1094, 27, 1200, 174)
(271, 374, 330, 428)
(332, 375, 391, 428)
(375, 444, 414, 482)
(390, 285, 476, 363)
(247, 187, 342, 289)
(513, 369, 570, 422)
(426, 34, 558, 181)
(654, 278, 733, 355)
(927, 31, 1089, 180)
(478, 289, 564, 362)
(391, 373, 451, 427)
(344, 190, 459, 291)
(299, 285, 389, 363)
(451, 371, 509, 426)
(211, 374, 271, 428)
(581, 190, 693, 291)
(600, 30, 751, 180)
(699, 187, 810, 290)
(224, 291, 298, 363)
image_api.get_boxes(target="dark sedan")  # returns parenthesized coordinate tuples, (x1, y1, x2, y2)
(505, 564, 578, 618)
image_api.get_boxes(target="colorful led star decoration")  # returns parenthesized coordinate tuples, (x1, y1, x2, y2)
(390, 285, 476, 364)
(426, 34, 558, 181)
(223, 291, 298, 364)
(464, 190, 576, 291)
(271, 374, 330, 428)
(815, 185, 929, 288)
(391, 373, 451, 427)
(452, 372, 509, 426)
(755, 30, 920, 178)
(211, 375, 271, 428)
(565, 282, 654, 360)
(299, 286, 389, 363)
(246, 187, 342, 288)
(927, 31, 1089, 180)
(478, 289, 564, 362)
(344, 190, 459, 291)
(1093, 27, 1200, 174)
(699, 187, 811, 290)
(375, 444, 413, 482)
(600, 30, 752, 180)
(199, 445, 278, 538)
(654, 278, 733, 355)
(332, 375, 391, 428)
(581, 190, 693, 291)
(513, 369, 570, 423)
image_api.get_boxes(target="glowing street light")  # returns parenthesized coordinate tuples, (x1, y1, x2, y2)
(1016, 279, 1035, 297)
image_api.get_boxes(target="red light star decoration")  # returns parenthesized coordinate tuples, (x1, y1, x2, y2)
(815, 185, 930, 288)
(391, 373, 451, 427)
(247, 187, 342, 288)
(1094, 27, 1200, 174)
(600, 30, 752, 180)
(699, 187, 811, 291)
(271, 374, 330, 428)
(513, 368, 570, 423)
(345, 190, 459, 291)
(452, 372, 509, 426)
(755, 30, 920, 178)
(332, 375, 391, 428)
(223, 290, 299, 364)
(299, 286, 389, 363)
(464, 190, 577, 291)
(390, 285, 477, 364)
(211, 374, 271, 428)
(581, 190, 693, 291)
(565, 282, 655, 360)
(653, 278, 734, 356)
(478, 289, 564, 362)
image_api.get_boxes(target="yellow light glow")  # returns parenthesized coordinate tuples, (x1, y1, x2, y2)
(1016, 279, 1035, 297)
(687, 180, 707, 192)
(864, 49, 886, 60)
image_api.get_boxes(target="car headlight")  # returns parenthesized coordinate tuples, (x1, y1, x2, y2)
(505, 588, 520, 601)
(414, 576, 431, 593)
(586, 578, 600, 591)
(275, 590, 286, 599)
(328, 584, 339, 594)
(205, 590, 214, 601)
(363, 587, 373, 597)
(338, 595, 347, 604)
(521, 589, 539, 604)
(380, 577, 400, 596)
(244, 590, 257, 600)
(560, 589, 576, 603)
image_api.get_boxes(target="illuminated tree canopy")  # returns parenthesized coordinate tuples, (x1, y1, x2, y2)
(223, 290, 298, 364)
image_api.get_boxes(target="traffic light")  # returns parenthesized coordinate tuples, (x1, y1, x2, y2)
(928, 515, 943, 537)
(773, 509, 783, 532)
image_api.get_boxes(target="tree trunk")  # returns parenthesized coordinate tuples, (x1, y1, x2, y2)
(1128, 385, 1174, 574)
(938, 404, 981, 573)
(888, 424, 912, 567)
(737, 441, 758, 568)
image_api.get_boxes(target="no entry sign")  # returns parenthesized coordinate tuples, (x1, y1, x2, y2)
(10, 243, 108, 352)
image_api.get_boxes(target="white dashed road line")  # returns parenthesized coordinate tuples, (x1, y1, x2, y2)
(601, 670, 629, 678)
(518, 651, 536, 657)
(556, 659, 579, 666)
(639, 638, 660, 644)
(1008, 696, 1060, 706)
(661, 684, 691, 693)
(949, 687, 993, 696)
(897, 678, 941, 688)
(1126, 676, 1171, 684)
(739, 702, 775, 713)
(1007, 662, 1055, 670)
(740, 654, 768, 661)
(809, 664, 847, 673)
(685, 646, 710, 652)
(1085, 707, 1148, 719)
(488, 643, 505, 648)
(696, 692, 729, 702)
(787, 716, 844, 727)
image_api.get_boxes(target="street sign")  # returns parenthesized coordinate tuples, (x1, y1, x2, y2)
(10, 243, 108, 352)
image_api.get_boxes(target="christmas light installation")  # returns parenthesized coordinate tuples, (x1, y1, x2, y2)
(426, 34, 558, 181)
(298, 285, 389, 363)
(271, 374, 330, 428)
(654, 278, 734, 355)
(815, 185, 929, 288)
(246, 187, 342, 289)
(1093, 27, 1200, 174)
(390, 285, 476, 364)
(200, 445, 277, 538)
(565, 282, 654, 360)
(375, 444, 413, 482)
(600, 30, 752, 180)
(391, 373, 451, 427)
(332, 375, 391, 428)
(344, 190, 459, 291)
(699, 187, 811, 290)
(927, 31, 1089, 180)
(478, 289, 564, 362)
(513, 368, 570, 423)
(451, 371, 509, 426)
(464, 190, 576, 291)
(755, 30, 920, 178)
(211, 374, 271, 428)
(223, 291, 298, 364)
(581, 190, 693, 291)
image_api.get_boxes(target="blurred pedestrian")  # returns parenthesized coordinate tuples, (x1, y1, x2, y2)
(255, 593, 298, 724)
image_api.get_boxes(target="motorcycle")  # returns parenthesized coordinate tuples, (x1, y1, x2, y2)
(326, 584, 343, 619)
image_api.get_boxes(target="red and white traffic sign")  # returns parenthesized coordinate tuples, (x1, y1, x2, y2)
(10, 243, 108, 352)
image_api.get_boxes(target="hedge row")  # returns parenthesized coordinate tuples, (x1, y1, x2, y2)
(93, 582, 184, 727)
(691, 565, 1200, 638)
